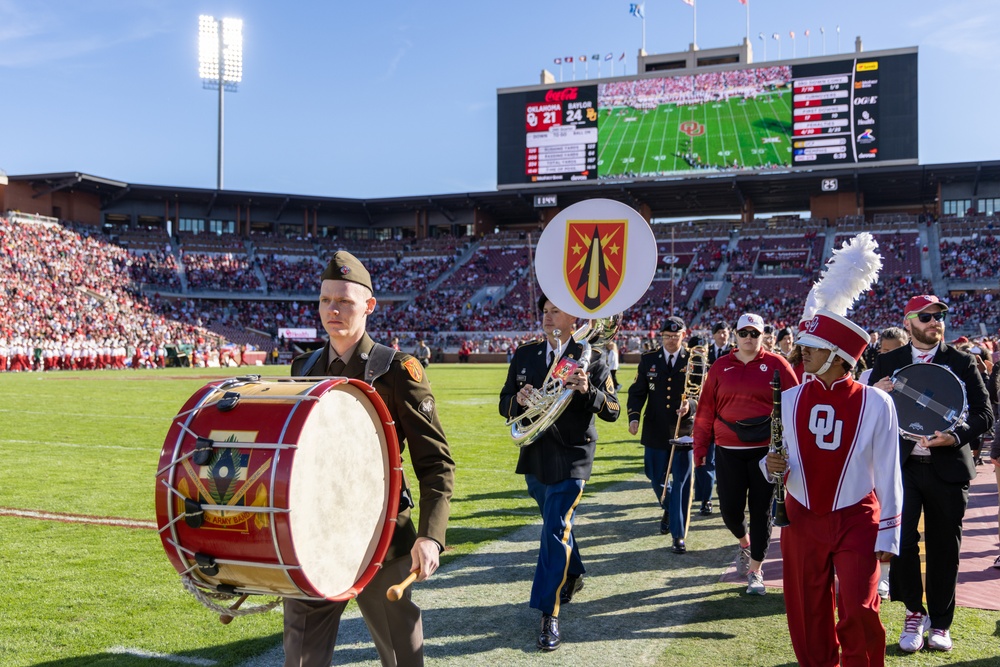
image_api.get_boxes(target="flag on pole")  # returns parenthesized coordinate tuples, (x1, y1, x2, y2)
(619, 52, 626, 61)
(566, 56, 574, 62)
(804, 29, 810, 37)
(580, 55, 587, 61)
(772, 33, 779, 40)
(554, 58, 562, 65)
(681, 0, 694, 6)
(629, 3, 645, 18)
(789, 31, 795, 39)
(737, 0, 747, 4)
(592, 53, 600, 61)
(758, 32, 764, 40)
(605, 53, 613, 61)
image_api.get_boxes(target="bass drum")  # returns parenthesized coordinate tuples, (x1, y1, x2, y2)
(155, 376, 401, 601)
(889, 363, 968, 442)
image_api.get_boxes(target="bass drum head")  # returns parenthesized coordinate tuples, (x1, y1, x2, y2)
(890, 363, 967, 440)
(288, 381, 392, 599)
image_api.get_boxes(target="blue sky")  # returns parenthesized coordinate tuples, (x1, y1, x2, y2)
(0, 0, 997, 198)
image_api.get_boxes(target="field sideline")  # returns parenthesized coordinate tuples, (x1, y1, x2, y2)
(1, 364, 998, 666)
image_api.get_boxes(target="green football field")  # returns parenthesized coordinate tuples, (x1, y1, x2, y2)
(2, 365, 998, 666)
(598, 91, 793, 177)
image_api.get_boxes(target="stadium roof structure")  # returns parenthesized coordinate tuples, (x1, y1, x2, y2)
(8, 160, 1000, 226)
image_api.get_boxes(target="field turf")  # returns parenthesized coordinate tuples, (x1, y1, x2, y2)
(1, 365, 998, 666)
(598, 91, 792, 177)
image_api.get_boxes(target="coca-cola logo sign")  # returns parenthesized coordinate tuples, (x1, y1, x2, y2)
(545, 88, 579, 103)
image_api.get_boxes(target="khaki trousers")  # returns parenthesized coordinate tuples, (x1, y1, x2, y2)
(282, 555, 423, 667)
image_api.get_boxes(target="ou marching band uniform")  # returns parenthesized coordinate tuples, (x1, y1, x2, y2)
(769, 309, 902, 667)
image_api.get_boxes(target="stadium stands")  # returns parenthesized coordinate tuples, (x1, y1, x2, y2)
(2, 213, 998, 372)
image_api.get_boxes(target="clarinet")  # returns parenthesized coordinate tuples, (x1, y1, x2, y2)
(769, 369, 790, 528)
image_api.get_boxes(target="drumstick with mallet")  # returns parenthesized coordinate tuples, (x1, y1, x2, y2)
(386, 572, 419, 601)
(219, 594, 250, 624)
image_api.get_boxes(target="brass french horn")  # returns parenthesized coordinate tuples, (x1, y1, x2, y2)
(507, 314, 622, 447)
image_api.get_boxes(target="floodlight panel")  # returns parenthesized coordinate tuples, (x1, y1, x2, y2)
(221, 18, 243, 84)
(198, 15, 219, 81)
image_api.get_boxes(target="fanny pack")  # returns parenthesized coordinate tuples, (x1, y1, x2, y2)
(718, 414, 771, 443)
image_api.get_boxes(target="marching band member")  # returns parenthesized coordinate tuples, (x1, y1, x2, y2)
(765, 309, 902, 667)
(283, 251, 455, 667)
(693, 313, 798, 595)
(627, 316, 699, 553)
(499, 294, 620, 651)
(870, 294, 994, 653)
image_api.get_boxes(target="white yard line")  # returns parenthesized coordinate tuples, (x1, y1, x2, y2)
(0, 506, 156, 529)
(107, 646, 217, 665)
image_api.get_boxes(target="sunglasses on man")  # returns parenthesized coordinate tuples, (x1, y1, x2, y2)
(907, 311, 947, 323)
(736, 329, 761, 339)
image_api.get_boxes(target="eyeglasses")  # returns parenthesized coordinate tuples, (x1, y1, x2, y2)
(907, 311, 947, 323)
(736, 329, 761, 339)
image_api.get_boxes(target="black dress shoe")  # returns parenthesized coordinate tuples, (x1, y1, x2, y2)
(537, 614, 561, 651)
(699, 501, 713, 516)
(660, 509, 670, 534)
(672, 538, 687, 554)
(560, 575, 584, 604)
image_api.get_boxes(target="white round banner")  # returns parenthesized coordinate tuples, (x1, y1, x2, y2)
(534, 198, 657, 319)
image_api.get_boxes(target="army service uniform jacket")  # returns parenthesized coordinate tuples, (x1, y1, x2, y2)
(627, 346, 698, 449)
(292, 333, 455, 560)
(499, 338, 620, 485)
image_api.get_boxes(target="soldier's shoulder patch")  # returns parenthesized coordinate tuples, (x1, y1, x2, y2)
(418, 396, 435, 419)
(402, 356, 424, 382)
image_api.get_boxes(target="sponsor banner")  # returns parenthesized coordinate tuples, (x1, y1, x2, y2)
(758, 249, 810, 262)
(278, 327, 317, 340)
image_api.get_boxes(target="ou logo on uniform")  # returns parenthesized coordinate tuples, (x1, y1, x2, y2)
(809, 404, 842, 450)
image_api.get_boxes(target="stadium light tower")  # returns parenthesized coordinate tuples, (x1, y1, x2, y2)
(198, 15, 243, 190)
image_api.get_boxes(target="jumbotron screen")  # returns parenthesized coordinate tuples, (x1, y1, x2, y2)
(497, 49, 917, 188)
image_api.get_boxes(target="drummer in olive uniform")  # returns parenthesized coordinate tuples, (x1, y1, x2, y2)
(627, 316, 698, 553)
(283, 251, 456, 667)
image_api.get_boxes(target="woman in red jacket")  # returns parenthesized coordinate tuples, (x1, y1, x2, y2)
(693, 312, 799, 595)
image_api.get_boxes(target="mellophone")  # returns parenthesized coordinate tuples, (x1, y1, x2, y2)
(155, 375, 414, 621)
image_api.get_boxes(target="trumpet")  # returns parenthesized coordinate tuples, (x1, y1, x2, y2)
(507, 314, 621, 447)
(769, 369, 790, 528)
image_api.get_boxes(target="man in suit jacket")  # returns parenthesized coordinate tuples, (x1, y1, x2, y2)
(499, 294, 620, 652)
(627, 316, 699, 553)
(283, 251, 455, 667)
(869, 294, 993, 653)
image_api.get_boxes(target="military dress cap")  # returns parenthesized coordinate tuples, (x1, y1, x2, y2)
(711, 321, 730, 334)
(661, 316, 686, 333)
(776, 327, 794, 343)
(321, 251, 373, 292)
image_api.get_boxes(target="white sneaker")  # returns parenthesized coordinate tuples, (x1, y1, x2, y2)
(877, 579, 889, 600)
(927, 628, 953, 651)
(736, 545, 752, 577)
(746, 570, 766, 595)
(898, 610, 930, 653)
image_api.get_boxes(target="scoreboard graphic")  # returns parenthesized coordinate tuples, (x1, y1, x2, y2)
(497, 49, 917, 188)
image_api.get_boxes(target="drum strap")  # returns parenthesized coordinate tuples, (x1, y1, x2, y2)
(364, 343, 396, 385)
(298, 343, 395, 385)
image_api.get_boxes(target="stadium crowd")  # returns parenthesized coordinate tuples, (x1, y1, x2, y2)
(4, 215, 1000, 373)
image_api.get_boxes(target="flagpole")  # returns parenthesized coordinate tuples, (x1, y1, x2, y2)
(642, 12, 647, 53)
(745, 0, 750, 50)
(693, 0, 697, 48)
